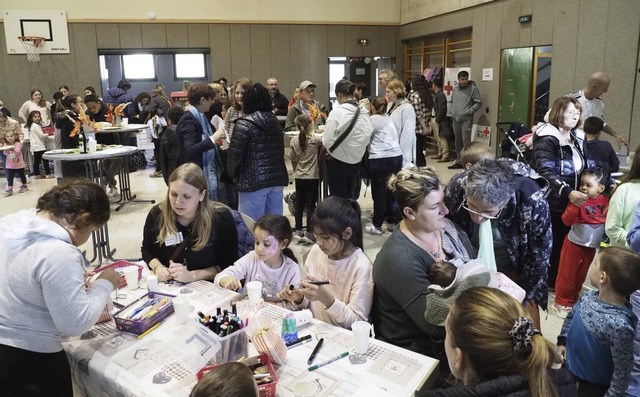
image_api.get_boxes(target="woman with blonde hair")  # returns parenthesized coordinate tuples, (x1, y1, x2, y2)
(141, 163, 239, 282)
(386, 79, 417, 168)
(373, 167, 475, 376)
(418, 287, 577, 396)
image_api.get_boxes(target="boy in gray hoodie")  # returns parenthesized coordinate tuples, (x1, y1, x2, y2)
(449, 70, 482, 169)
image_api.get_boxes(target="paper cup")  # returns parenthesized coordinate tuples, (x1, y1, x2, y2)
(172, 296, 190, 324)
(146, 275, 160, 292)
(351, 321, 371, 354)
(246, 281, 263, 306)
(123, 266, 139, 290)
(293, 381, 318, 397)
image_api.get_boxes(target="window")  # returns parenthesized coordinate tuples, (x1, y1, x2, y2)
(175, 54, 206, 79)
(122, 54, 156, 80)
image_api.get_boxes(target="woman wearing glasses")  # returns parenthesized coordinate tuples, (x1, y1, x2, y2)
(444, 158, 552, 330)
(372, 166, 476, 384)
(530, 97, 586, 292)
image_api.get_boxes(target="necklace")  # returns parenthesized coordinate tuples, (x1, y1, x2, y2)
(401, 223, 443, 260)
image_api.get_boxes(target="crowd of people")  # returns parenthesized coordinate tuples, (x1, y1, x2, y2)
(1, 69, 640, 397)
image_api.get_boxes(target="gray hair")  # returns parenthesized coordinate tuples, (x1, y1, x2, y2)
(464, 159, 517, 207)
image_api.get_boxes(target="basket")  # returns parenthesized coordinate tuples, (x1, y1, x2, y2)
(198, 321, 249, 364)
(93, 260, 143, 289)
(113, 292, 175, 334)
(196, 353, 278, 397)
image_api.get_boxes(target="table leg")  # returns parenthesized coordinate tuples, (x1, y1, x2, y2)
(114, 154, 155, 212)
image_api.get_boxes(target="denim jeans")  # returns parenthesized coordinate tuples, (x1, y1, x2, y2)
(238, 186, 284, 221)
(628, 291, 640, 396)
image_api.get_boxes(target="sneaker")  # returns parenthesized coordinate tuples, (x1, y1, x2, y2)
(34, 175, 45, 179)
(553, 303, 572, 319)
(18, 185, 28, 193)
(5, 189, 13, 197)
(46, 174, 55, 179)
(149, 170, 163, 178)
(365, 223, 383, 235)
(302, 231, 316, 244)
(293, 230, 304, 240)
(447, 162, 464, 169)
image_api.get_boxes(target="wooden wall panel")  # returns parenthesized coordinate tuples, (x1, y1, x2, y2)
(229, 25, 252, 80)
(141, 24, 168, 48)
(73, 24, 101, 90)
(530, 0, 554, 45)
(118, 24, 143, 49)
(361, 26, 381, 57)
(250, 25, 272, 86)
(327, 25, 345, 57)
(269, 25, 292, 97)
(379, 26, 397, 57)
(344, 26, 363, 56)
(210, 24, 231, 80)
(188, 24, 210, 48)
(166, 24, 189, 48)
(289, 26, 310, 93)
(96, 24, 120, 48)
(309, 26, 329, 105)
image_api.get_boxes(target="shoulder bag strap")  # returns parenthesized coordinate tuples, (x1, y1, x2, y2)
(168, 232, 193, 263)
(328, 104, 361, 153)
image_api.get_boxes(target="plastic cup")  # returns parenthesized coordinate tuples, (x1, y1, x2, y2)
(123, 266, 139, 290)
(351, 321, 371, 354)
(246, 281, 263, 306)
(122, 117, 129, 126)
(172, 296, 190, 324)
(293, 381, 318, 397)
(146, 275, 160, 292)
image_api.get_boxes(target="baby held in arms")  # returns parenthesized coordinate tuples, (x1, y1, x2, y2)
(425, 260, 526, 325)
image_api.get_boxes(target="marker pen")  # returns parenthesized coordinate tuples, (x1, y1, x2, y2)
(308, 352, 349, 372)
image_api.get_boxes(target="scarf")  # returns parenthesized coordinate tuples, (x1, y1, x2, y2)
(188, 107, 221, 200)
(477, 220, 498, 272)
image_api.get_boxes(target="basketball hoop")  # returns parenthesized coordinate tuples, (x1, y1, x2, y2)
(18, 36, 46, 62)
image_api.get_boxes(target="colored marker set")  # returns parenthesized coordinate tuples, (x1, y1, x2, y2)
(113, 292, 176, 335)
(196, 302, 244, 337)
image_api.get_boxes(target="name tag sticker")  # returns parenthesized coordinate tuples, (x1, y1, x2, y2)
(164, 232, 183, 247)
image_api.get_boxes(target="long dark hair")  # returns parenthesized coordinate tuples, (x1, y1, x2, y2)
(411, 75, 433, 109)
(254, 215, 297, 263)
(242, 83, 272, 114)
(25, 110, 42, 131)
(311, 196, 363, 251)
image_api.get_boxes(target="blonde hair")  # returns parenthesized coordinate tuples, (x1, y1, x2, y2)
(385, 79, 406, 99)
(157, 163, 219, 251)
(379, 69, 397, 82)
(448, 287, 559, 397)
(460, 142, 495, 166)
(387, 166, 441, 214)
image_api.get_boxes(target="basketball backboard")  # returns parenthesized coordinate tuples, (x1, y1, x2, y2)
(3, 9, 70, 54)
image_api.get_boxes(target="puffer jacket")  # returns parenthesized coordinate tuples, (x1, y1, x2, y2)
(444, 158, 552, 309)
(102, 87, 134, 106)
(530, 123, 585, 212)
(227, 111, 288, 192)
(417, 368, 577, 397)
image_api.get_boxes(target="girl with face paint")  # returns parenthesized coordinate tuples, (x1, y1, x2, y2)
(214, 215, 301, 306)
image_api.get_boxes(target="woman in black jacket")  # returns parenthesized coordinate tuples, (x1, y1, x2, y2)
(227, 83, 288, 221)
(418, 287, 577, 397)
(530, 96, 586, 290)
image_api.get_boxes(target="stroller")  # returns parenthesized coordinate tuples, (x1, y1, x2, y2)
(496, 122, 532, 163)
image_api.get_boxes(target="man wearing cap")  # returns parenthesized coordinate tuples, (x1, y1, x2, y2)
(266, 77, 289, 116)
(284, 80, 329, 131)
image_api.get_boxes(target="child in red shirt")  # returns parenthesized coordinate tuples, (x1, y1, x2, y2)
(554, 166, 609, 317)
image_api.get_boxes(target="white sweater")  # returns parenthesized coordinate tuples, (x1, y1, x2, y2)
(368, 114, 403, 160)
(299, 244, 373, 329)
(322, 102, 373, 164)
(28, 124, 49, 152)
(389, 99, 417, 168)
(0, 209, 113, 353)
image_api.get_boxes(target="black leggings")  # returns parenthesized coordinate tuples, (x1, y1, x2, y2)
(0, 343, 72, 397)
(6, 168, 27, 187)
(326, 158, 361, 199)
(32, 150, 51, 175)
(294, 178, 319, 231)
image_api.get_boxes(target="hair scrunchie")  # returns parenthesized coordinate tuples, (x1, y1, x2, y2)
(509, 316, 541, 355)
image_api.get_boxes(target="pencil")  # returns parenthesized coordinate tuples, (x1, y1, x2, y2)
(308, 280, 330, 286)
(137, 322, 162, 339)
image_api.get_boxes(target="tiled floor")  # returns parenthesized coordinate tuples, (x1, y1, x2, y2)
(0, 150, 565, 343)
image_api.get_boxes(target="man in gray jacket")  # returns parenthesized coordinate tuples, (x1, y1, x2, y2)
(448, 70, 482, 169)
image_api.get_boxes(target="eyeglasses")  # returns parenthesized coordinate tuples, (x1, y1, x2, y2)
(564, 110, 581, 117)
(459, 196, 503, 220)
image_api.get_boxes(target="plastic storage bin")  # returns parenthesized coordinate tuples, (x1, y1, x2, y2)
(113, 292, 175, 335)
(196, 353, 278, 397)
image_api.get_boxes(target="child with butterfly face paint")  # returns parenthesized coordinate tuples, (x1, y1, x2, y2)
(214, 215, 301, 307)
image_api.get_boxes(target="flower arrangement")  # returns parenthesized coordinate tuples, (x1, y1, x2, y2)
(68, 107, 97, 138)
(308, 104, 327, 124)
(105, 103, 130, 126)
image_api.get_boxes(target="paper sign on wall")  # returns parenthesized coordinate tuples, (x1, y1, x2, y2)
(482, 68, 493, 81)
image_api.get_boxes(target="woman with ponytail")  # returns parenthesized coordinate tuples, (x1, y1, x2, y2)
(418, 287, 577, 397)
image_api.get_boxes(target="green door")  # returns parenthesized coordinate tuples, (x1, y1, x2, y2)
(499, 48, 533, 124)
